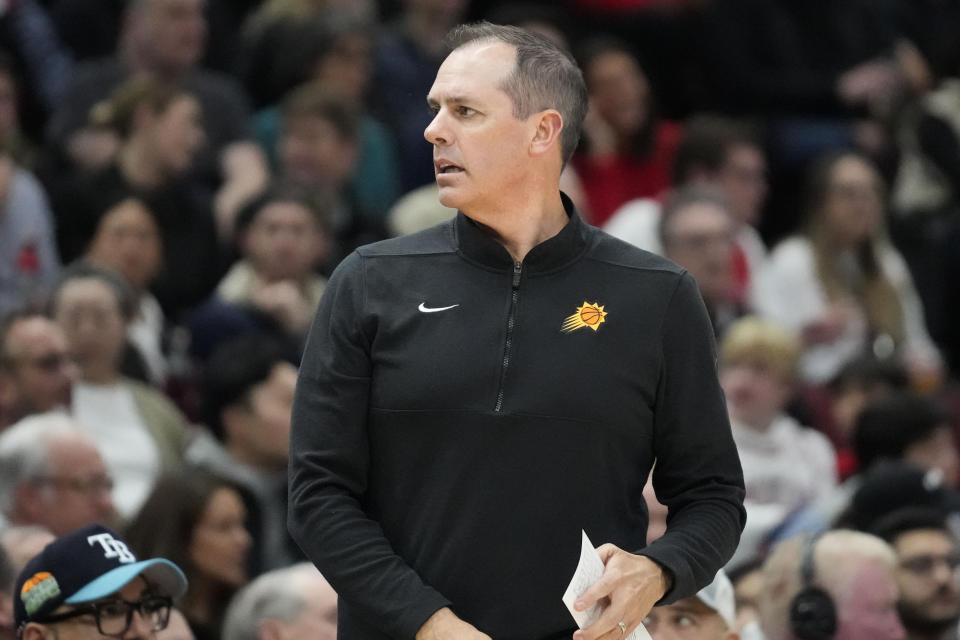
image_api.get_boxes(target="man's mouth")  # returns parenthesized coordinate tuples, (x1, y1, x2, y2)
(435, 160, 464, 174)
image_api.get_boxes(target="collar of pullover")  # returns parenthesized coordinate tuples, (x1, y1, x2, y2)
(454, 192, 590, 274)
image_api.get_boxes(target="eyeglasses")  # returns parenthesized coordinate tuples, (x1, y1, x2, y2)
(21, 352, 73, 373)
(34, 475, 114, 495)
(900, 553, 960, 576)
(37, 595, 172, 637)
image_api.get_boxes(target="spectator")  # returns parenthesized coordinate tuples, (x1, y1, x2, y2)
(45, 0, 268, 243)
(606, 116, 768, 305)
(247, 13, 400, 216)
(0, 412, 114, 535)
(221, 563, 337, 640)
(369, 0, 468, 192)
(0, 526, 53, 578)
(659, 186, 741, 337)
(187, 336, 301, 573)
(277, 83, 383, 255)
(643, 569, 739, 640)
(719, 316, 837, 569)
(191, 186, 330, 355)
(50, 263, 189, 520)
(727, 559, 765, 637)
(853, 392, 958, 488)
(0, 312, 75, 430)
(13, 524, 187, 640)
(53, 76, 222, 321)
(870, 508, 960, 640)
(125, 471, 252, 640)
(817, 355, 909, 478)
(839, 463, 960, 534)
(752, 151, 941, 386)
(757, 530, 905, 640)
(573, 37, 681, 226)
(0, 151, 61, 316)
(84, 197, 167, 385)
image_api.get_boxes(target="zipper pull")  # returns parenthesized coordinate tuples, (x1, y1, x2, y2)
(512, 261, 522, 287)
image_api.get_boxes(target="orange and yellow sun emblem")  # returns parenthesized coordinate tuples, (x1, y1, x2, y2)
(561, 301, 608, 333)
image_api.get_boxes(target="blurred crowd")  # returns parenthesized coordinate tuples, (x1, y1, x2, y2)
(1, 0, 960, 639)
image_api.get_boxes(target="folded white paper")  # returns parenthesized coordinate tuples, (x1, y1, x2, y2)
(562, 530, 652, 640)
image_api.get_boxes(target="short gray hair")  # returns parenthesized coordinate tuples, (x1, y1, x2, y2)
(221, 563, 331, 640)
(445, 21, 587, 165)
(658, 185, 731, 248)
(0, 412, 85, 517)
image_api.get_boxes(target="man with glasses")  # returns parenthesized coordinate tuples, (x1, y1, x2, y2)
(872, 508, 960, 640)
(13, 524, 186, 640)
(0, 412, 114, 534)
(0, 312, 77, 431)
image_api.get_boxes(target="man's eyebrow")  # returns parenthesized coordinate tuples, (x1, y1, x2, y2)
(426, 95, 476, 108)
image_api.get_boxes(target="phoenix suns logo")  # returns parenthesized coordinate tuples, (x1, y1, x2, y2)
(561, 301, 608, 333)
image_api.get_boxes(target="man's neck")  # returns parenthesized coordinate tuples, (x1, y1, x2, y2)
(467, 191, 568, 263)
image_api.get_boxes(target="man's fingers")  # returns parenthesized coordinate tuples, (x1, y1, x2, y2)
(595, 543, 619, 563)
(574, 566, 622, 610)
(573, 602, 631, 640)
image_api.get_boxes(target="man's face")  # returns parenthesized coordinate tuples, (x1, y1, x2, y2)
(716, 144, 767, 227)
(893, 529, 960, 635)
(227, 363, 298, 469)
(585, 50, 650, 138)
(86, 199, 163, 292)
(53, 279, 128, 380)
(243, 203, 325, 283)
(834, 559, 905, 640)
(643, 597, 734, 640)
(719, 357, 792, 430)
(662, 203, 735, 306)
(280, 116, 356, 193)
(425, 41, 540, 215)
(21, 436, 114, 536)
(1, 317, 76, 417)
(136, 0, 206, 74)
(30, 577, 160, 640)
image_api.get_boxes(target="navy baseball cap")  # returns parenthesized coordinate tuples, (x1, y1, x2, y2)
(14, 524, 187, 630)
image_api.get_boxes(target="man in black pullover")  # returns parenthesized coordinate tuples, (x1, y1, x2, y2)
(288, 21, 746, 640)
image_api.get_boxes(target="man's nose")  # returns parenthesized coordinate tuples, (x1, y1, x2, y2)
(424, 111, 448, 146)
(123, 607, 154, 640)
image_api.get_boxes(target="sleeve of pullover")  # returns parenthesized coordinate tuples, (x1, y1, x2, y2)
(287, 251, 451, 639)
(638, 272, 747, 602)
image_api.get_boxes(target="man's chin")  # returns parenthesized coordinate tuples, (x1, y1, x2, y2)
(898, 603, 960, 637)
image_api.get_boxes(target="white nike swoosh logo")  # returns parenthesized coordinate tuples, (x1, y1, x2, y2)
(418, 302, 459, 313)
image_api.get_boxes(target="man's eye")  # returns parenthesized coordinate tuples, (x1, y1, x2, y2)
(457, 106, 476, 117)
(142, 597, 168, 614)
(98, 602, 128, 618)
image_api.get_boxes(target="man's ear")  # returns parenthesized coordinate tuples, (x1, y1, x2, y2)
(529, 110, 564, 159)
(21, 622, 56, 640)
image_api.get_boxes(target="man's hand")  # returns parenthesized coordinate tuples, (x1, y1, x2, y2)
(572, 545, 671, 640)
(415, 607, 492, 640)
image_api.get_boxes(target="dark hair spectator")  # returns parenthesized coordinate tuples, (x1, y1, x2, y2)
(125, 470, 252, 640)
(853, 391, 957, 486)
